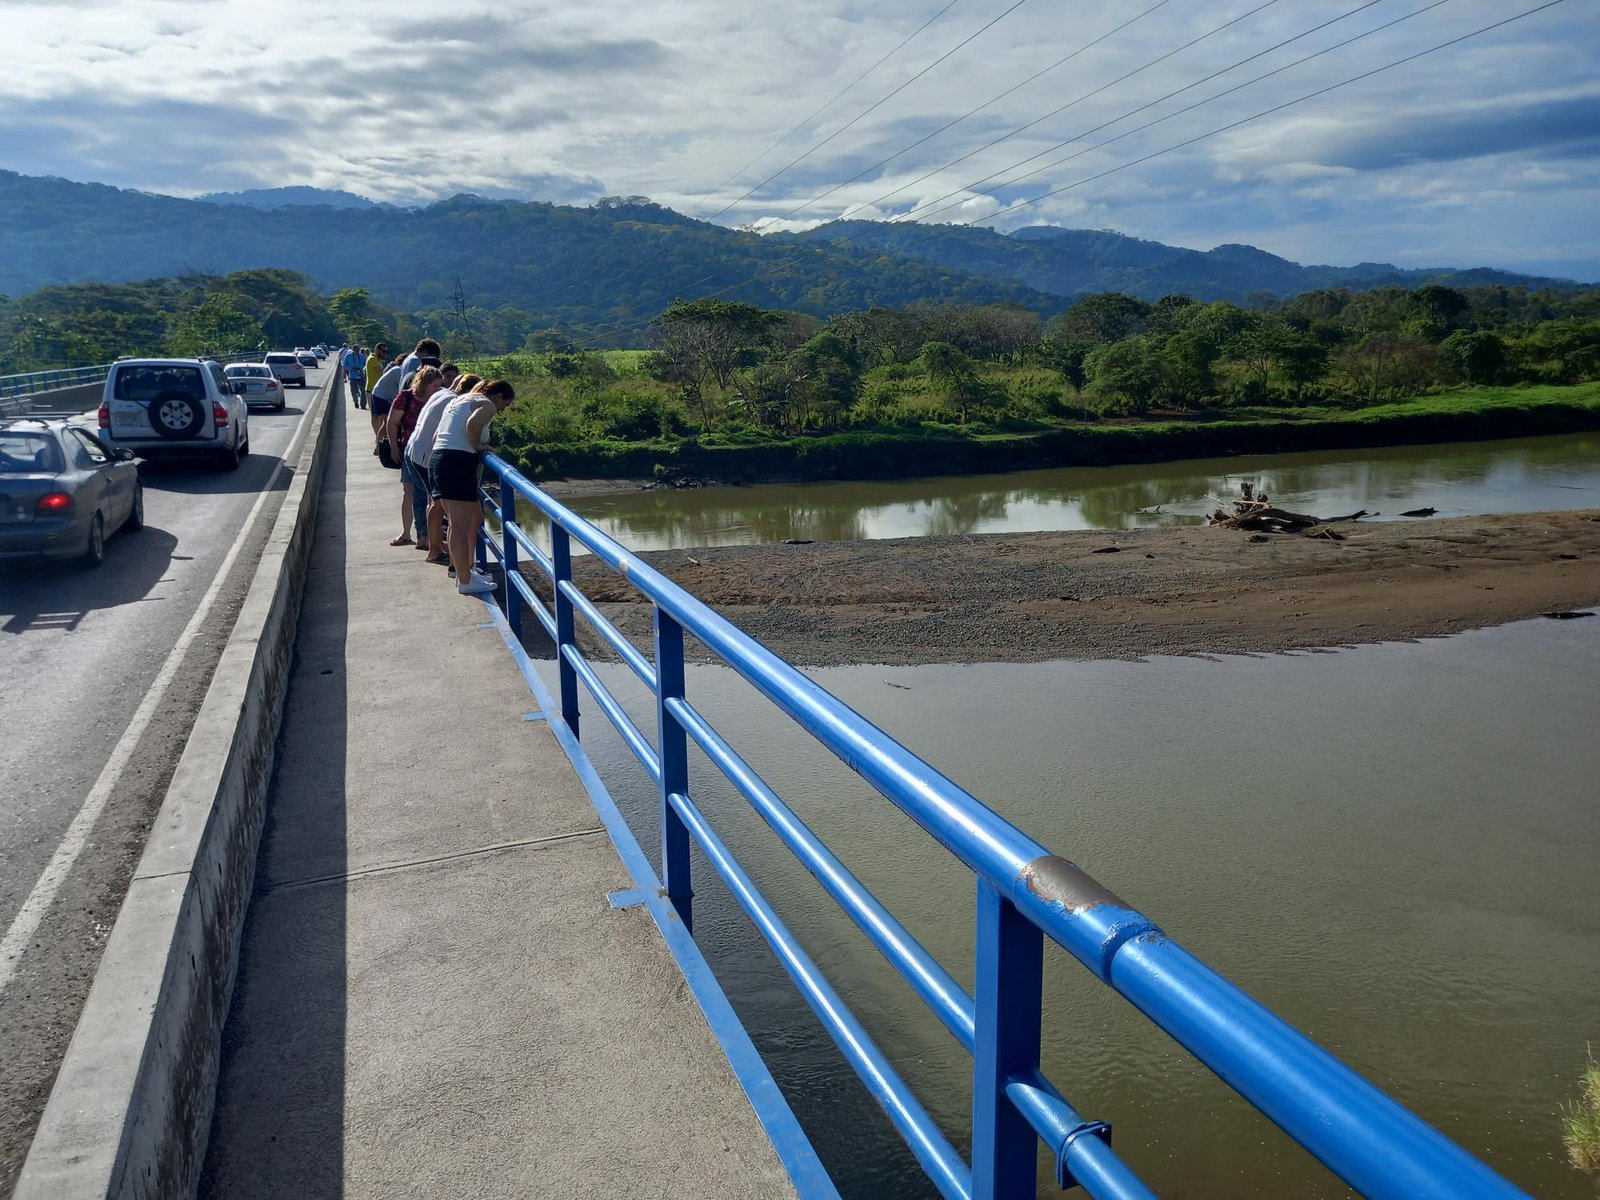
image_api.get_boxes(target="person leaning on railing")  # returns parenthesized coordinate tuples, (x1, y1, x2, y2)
(409, 372, 481, 567)
(429, 378, 517, 596)
(383, 365, 448, 548)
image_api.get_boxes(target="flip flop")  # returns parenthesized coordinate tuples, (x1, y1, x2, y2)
(425, 556, 450, 566)
(390, 535, 414, 546)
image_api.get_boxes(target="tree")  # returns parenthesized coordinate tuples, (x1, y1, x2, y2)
(1083, 337, 1166, 415)
(647, 298, 782, 429)
(918, 340, 994, 422)
(1441, 329, 1508, 385)
(1054, 292, 1150, 344)
(167, 296, 263, 357)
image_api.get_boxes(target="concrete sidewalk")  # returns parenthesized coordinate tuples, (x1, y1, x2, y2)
(199, 403, 797, 1199)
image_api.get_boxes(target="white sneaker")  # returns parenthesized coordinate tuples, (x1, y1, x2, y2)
(458, 575, 494, 595)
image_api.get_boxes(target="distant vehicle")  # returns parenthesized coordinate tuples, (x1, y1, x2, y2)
(313, 346, 328, 360)
(224, 362, 286, 411)
(98, 358, 249, 470)
(294, 350, 318, 369)
(0, 416, 143, 566)
(263, 351, 307, 388)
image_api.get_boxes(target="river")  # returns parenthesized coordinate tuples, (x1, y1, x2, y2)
(518, 433, 1599, 1197)
(549, 430, 1600, 549)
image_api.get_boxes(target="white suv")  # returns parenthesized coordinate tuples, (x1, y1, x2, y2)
(98, 358, 249, 469)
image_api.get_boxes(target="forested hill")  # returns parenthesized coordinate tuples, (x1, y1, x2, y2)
(0, 170, 1582, 341)
(793, 221, 1583, 303)
(0, 172, 1054, 336)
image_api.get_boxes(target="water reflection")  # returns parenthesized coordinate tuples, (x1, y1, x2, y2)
(555, 432, 1600, 551)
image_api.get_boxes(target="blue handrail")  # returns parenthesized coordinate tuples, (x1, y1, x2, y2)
(478, 452, 1530, 1200)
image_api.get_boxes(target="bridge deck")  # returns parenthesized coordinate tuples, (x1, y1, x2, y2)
(199, 403, 796, 1199)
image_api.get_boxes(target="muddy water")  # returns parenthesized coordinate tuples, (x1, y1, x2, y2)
(548, 617, 1600, 1198)
(546, 431, 1600, 550)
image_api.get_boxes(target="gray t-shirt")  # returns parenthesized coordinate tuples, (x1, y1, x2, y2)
(407, 388, 459, 465)
(370, 364, 404, 403)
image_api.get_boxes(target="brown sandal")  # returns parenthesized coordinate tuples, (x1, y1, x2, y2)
(390, 535, 414, 546)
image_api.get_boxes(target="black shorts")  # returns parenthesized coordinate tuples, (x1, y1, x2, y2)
(370, 396, 393, 417)
(429, 448, 481, 502)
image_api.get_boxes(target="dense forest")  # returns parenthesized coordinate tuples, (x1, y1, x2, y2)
(0, 170, 1585, 351)
(363, 278, 1600, 487)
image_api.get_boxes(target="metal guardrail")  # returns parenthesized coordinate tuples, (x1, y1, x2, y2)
(0, 364, 112, 399)
(476, 450, 1531, 1200)
(0, 350, 274, 402)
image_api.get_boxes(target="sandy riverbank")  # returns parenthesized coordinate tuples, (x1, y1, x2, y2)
(546, 509, 1600, 666)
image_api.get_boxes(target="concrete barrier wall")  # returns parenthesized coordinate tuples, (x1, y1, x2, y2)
(16, 371, 342, 1200)
(7, 382, 104, 416)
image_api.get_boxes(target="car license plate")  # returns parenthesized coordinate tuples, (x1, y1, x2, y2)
(113, 411, 144, 428)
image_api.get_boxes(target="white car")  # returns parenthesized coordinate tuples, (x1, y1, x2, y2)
(97, 358, 249, 469)
(263, 351, 307, 388)
(224, 362, 287, 411)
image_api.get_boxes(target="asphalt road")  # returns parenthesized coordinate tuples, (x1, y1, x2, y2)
(0, 362, 333, 1187)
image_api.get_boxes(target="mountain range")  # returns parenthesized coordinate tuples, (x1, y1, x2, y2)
(0, 171, 1586, 342)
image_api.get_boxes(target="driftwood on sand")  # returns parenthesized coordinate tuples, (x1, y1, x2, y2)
(1208, 482, 1371, 535)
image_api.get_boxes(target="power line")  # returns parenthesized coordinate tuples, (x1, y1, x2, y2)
(746, 0, 1178, 231)
(549, 0, 1025, 319)
(901, 0, 1424, 226)
(529, 0, 965, 315)
(946, 0, 1572, 228)
(698, 0, 1035, 227)
(688, 0, 967, 219)
(570, 0, 1288, 339)
(576, 0, 1567, 344)
(842, 0, 1290, 223)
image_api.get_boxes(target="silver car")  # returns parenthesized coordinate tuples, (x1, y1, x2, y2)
(0, 417, 143, 566)
(225, 362, 287, 411)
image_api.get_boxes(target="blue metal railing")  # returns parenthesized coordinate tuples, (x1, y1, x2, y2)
(0, 364, 112, 399)
(477, 451, 1530, 1200)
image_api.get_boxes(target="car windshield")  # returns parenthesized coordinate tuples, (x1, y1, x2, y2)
(226, 366, 269, 377)
(112, 365, 205, 401)
(0, 431, 65, 474)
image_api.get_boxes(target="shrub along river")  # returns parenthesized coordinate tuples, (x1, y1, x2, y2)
(520, 432, 1599, 1198)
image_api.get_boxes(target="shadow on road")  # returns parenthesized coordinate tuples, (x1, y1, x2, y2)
(0, 524, 178, 634)
(136, 452, 293, 498)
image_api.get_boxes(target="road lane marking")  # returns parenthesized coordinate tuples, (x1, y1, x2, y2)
(0, 382, 324, 995)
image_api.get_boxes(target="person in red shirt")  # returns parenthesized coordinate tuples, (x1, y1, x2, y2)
(382, 364, 452, 547)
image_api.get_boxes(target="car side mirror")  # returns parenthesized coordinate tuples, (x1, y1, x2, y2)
(231, 381, 247, 394)
(118, 448, 136, 461)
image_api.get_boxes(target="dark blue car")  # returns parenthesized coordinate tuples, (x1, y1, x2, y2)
(0, 418, 144, 566)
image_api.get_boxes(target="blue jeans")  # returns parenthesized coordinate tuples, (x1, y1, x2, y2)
(404, 455, 430, 539)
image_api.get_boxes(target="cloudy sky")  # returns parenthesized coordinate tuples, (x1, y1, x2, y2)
(6, 0, 1597, 278)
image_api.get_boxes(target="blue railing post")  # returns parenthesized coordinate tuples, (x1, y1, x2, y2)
(972, 879, 1044, 1200)
(654, 608, 694, 933)
(551, 524, 580, 736)
(500, 477, 521, 642)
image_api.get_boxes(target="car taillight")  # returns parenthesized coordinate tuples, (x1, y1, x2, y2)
(37, 492, 73, 515)
(265, 380, 279, 390)
(213, 401, 229, 427)
(97, 401, 110, 430)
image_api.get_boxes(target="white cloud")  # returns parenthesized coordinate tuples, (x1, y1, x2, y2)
(1, 0, 1595, 276)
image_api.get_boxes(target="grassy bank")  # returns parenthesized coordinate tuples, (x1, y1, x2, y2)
(489, 382, 1600, 483)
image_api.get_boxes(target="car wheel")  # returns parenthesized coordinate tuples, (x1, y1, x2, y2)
(125, 484, 145, 531)
(82, 512, 105, 567)
(222, 433, 243, 471)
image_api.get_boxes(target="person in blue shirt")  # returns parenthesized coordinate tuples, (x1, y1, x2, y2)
(342, 345, 368, 408)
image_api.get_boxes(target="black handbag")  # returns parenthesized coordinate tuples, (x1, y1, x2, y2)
(377, 437, 402, 470)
